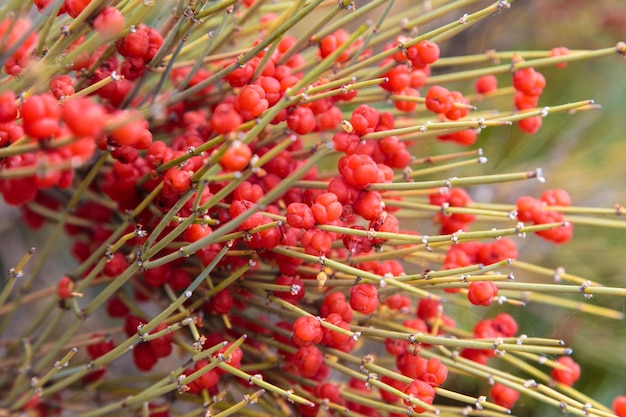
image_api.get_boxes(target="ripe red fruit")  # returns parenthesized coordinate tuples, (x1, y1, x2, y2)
(93, 7, 125, 38)
(515, 195, 543, 222)
(492, 313, 518, 337)
(301, 228, 334, 256)
(163, 168, 191, 194)
(518, 115, 542, 134)
(293, 345, 324, 377)
(349, 105, 379, 135)
(425, 85, 453, 114)
(106, 296, 129, 318)
(311, 192, 342, 224)
(403, 379, 435, 413)
(417, 298, 441, 321)
(62, 97, 105, 138)
(320, 292, 353, 323)
(551, 356, 581, 386)
(292, 316, 324, 347)
(467, 281, 498, 306)
(49, 75, 75, 99)
(417, 358, 448, 387)
(274, 275, 305, 305)
(475, 75, 498, 94)
(512, 67, 545, 96)
(57, 276, 75, 299)
(540, 189, 571, 207)
(110, 111, 153, 149)
(416, 40, 440, 65)
(476, 238, 518, 265)
(490, 383, 520, 409)
(285, 202, 315, 229)
(550, 46, 570, 69)
(220, 141, 252, 172)
(444, 91, 470, 121)
(210, 102, 243, 134)
(117, 28, 150, 58)
(183, 223, 212, 243)
(0, 91, 18, 123)
(287, 106, 316, 134)
(613, 395, 626, 417)
(133, 342, 158, 371)
(21, 93, 61, 139)
(234, 84, 268, 120)
(349, 283, 379, 314)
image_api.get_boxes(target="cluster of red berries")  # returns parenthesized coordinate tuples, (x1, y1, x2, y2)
(516, 188, 574, 243)
(2, 2, 624, 417)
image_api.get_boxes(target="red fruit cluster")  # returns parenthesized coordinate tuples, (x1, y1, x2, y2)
(0, 5, 613, 416)
(516, 189, 574, 243)
(124, 316, 174, 372)
(513, 66, 546, 133)
(461, 313, 518, 364)
(429, 188, 477, 234)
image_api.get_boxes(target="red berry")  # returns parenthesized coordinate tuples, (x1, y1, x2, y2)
(220, 141, 252, 172)
(234, 84, 268, 120)
(416, 40, 440, 65)
(49, 75, 75, 99)
(163, 168, 191, 194)
(417, 358, 448, 387)
(286, 202, 315, 229)
(206, 289, 233, 315)
(550, 47, 570, 69)
(425, 85, 453, 114)
(467, 281, 498, 306)
(21, 93, 61, 139)
(540, 189, 571, 207)
(551, 356, 581, 386)
(64, 0, 91, 18)
(349, 283, 379, 314)
(183, 223, 212, 243)
(613, 395, 626, 417)
(93, 7, 125, 38)
(492, 313, 518, 337)
(210, 102, 242, 134)
(274, 275, 305, 305)
(287, 106, 316, 134)
(518, 115, 542, 134)
(320, 292, 353, 323)
(0, 91, 18, 123)
(512, 67, 545, 96)
(417, 298, 441, 321)
(133, 342, 157, 371)
(444, 91, 470, 121)
(476, 238, 518, 265)
(403, 379, 435, 413)
(514, 91, 539, 110)
(311, 192, 342, 224)
(292, 316, 324, 347)
(516, 195, 543, 222)
(301, 228, 334, 256)
(475, 75, 498, 94)
(117, 28, 150, 58)
(490, 383, 520, 409)
(57, 276, 74, 299)
(293, 345, 324, 377)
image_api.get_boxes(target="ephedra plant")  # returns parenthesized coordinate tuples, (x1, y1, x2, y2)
(0, 0, 625, 416)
